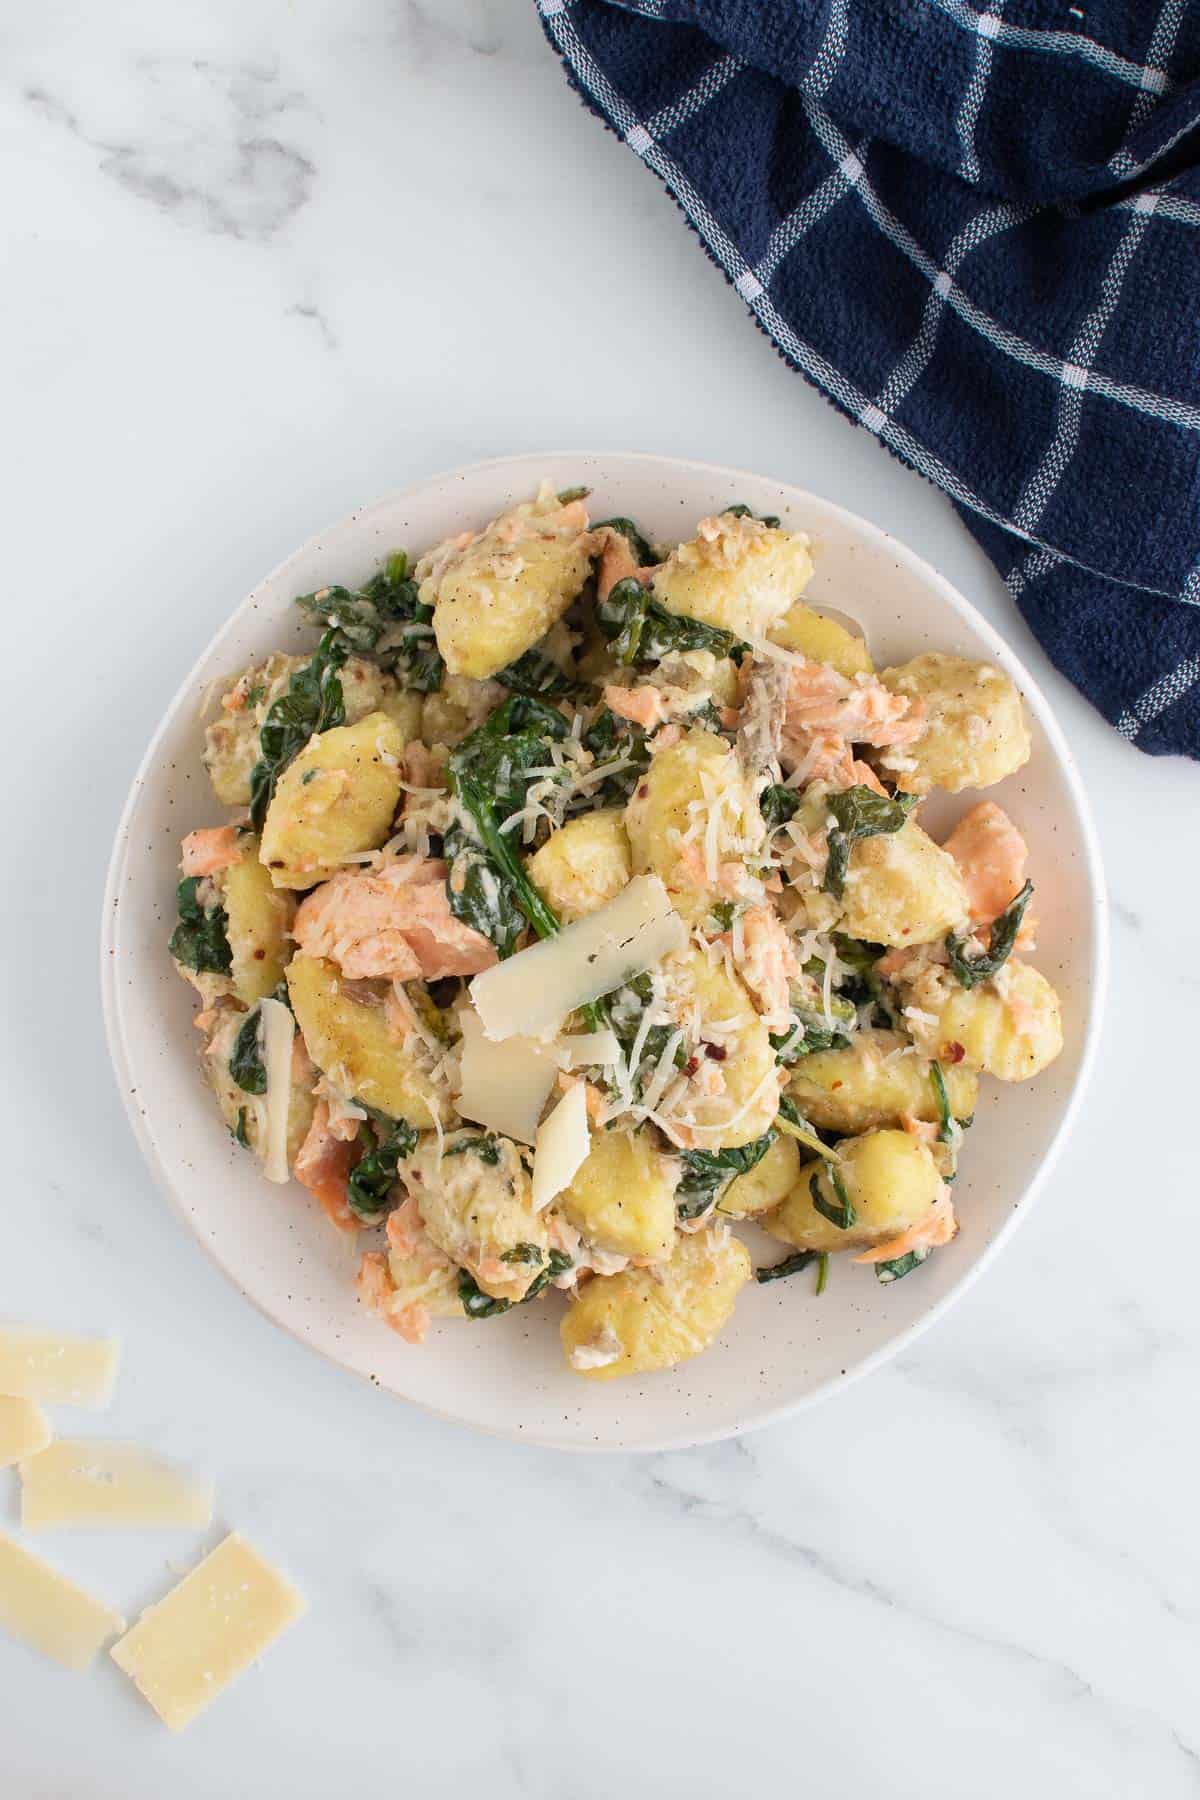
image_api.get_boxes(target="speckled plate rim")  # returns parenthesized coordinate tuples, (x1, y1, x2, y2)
(100, 450, 1108, 1452)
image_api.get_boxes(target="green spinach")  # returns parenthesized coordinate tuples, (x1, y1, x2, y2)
(444, 1135, 502, 1166)
(809, 1164, 855, 1231)
(596, 577, 742, 667)
(234, 1108, 251, 1149)
(761, 784, 802, 828)
(755, 1249, 819, 1284)
(496, 648, 578, 698)
(168, 877, 232, 976)
(230, 1009, 267, 1095)
(295, 553, 444, 693)
(346, 1116, 418, 1223)
(677, 1129, 776, 1220)
(823, 786, 918, 899)
(580, 707, 651, 807)
(946, 880, 1034, 989)
(875, 1248, 929, 1284)
(248, 630, 348, 831)
(929, 1060, 954, 1144)
(444, 696, 568, 956)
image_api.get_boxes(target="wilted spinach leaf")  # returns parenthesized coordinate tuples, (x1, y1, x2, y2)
(444, 696, 568, 956)
(755, 1250, 819, 1284)
(761, 784, 802, 828)
(677, 1129, 776, 1220)
(580, 706, 651, 807)
(496, 648, 578, 698)
(295, 553, 444, 694)
(248, 630, 347, 831)
(347, 1116, 418, 1223)
(875, 1248, 930, 1284)
(809, 1164, 855, 1230)
(229, 1008, 267, 1095)
(946, 880, 1034, 989)
(458, 1247, 574, 1318)
(444, 1135, 502, 1166)
(596, 577, 742, 667)
(168, 877, 232, 976)
(822, 786, 918, 899)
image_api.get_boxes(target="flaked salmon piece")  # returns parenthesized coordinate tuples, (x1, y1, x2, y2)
(293, 856, 498, 982)
(596, 528, 640, 602)
(737, 905, 798, 1033)
(402, 740, 448, 790)
(604, 683, 669, 730)
(942, 801, 1037, 948)
(853, 1189, 957, 1265)
(180, 826, 243, 878)
(780, 660, 924, 779)
(355, 1252, 430, 1345)
(674, 845, 747, 897)
(294, 1100, 361, 1234)
(900, 1112, 940, 1146)
(386, 1193, 427, 1259)
(648, 722, 683, 754)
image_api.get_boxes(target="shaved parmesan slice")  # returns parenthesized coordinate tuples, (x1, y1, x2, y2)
(0, 1531, 124, 1669)
(532, 1082, 590, 1212)
(20, 1441, 214, 1533)
(457, 1010, 557, 1146)
(0, 1398, 51, 1469)
(0, 1326, 118, 1410)
(554, 1029, 621, 1069)
(111, 1533, 305, 1731)
(470, 876, 686, 1041)
(259, 997, 295, 1185)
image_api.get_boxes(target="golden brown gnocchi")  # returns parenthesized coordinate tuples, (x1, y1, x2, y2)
(649, 510, 813, 640)
(765, 1130, 942, 1254)
(285, 953, 441, 1126)
(558, 1127, 677, 1260)
(526, 811, 632, 922)
(418, 486, 597, 680)
(787, 1029, 978, 1133)
(897, 958, 1063, 1081)
(718, 1132, 801, 1218)
(220, 839, 295, 1004)
(259, 712, 405, 889)
(838, 820, 969, 946)
(878, 653, 1031, 794)
(406, 1133, 549, 1304)
(560, 1227, 751, 1378)
(769, 601, 873, 676)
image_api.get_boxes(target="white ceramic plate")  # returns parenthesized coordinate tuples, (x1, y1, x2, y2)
(102, 452, 1107, 1452)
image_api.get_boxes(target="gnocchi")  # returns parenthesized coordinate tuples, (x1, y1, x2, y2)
(765, 1130, 942, 1254)
(526, 810, 632, 922)
(877, 653, 1031, 794)
(838, 820, 969, 946)
(649, 510, 813, 640)
(285, 953, 441, 1126)
(561, 1227, 751, 1378)
(259, 712, 405, 889)
(558, 1127, 678, 1260)
(787, 1029, 978, 1134)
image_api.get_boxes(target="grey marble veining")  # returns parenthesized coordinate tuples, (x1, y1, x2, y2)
(3, 1, 1199, 1794)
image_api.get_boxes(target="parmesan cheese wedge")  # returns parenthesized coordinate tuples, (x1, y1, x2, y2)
(457, 1009, 558, 1145)
(259, 996, 295, 1185)
(532, 1080, 590, 1212)
(469, 875, 686, 1041)
(111, 1533, 306, 1731)
(19, 1441, 214, 1534)
(0, 1397, 51, 1469)
(0, 1531, 125, 1670)
(554, 1029, 621, 1068)
(0, 1325, 118, 1410)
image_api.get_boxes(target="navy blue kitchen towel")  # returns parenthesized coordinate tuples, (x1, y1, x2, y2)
(537, 0, 1200, 757)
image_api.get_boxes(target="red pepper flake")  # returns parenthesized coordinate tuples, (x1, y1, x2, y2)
(682, 1056, 699, 1077)
(943, 1041, 966, 1064)
(703, 1042, 727, 1061)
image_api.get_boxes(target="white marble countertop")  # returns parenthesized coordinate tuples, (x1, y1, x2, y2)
(5, 2, 1199, 1793)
